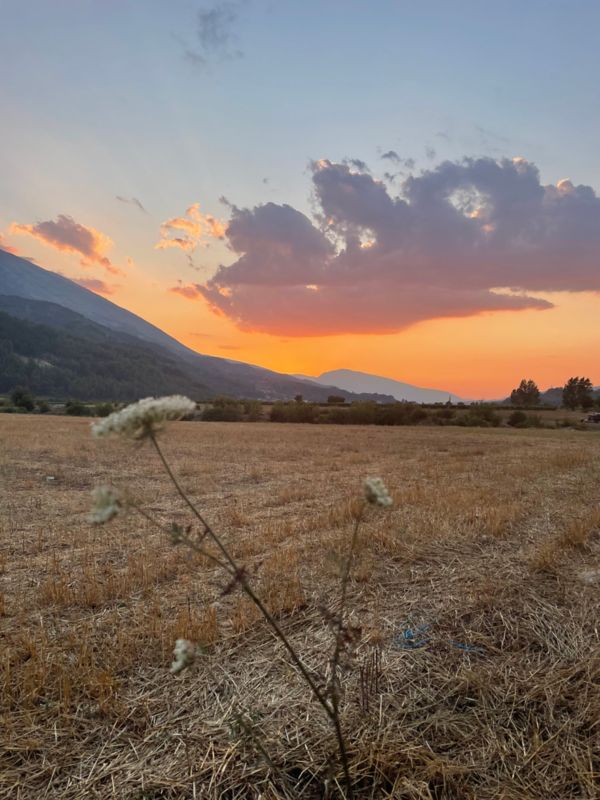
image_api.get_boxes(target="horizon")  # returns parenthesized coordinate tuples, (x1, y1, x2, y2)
(2, 1, 599, 398)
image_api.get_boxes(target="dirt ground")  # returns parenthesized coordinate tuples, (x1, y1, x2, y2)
(1, 416, 599, 799)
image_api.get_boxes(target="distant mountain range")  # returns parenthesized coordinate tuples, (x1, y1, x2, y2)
(0, 249, 395, 403)
(294, 369, 465, 404)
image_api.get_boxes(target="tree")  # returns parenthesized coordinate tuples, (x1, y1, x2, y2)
(11, 386, 35, 412)
(562, 376, 593, 410)
(510, 379, 540, 407)
(327, 395, 345, 405)
(65, 400, 89, 416)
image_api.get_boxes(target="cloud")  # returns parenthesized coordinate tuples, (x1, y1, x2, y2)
(156, 203, 226, 260)
(191, 155, 600, 336)
(116, 195, 147, 214)
(345, 157, 369, 172)
(380, 151, 415, 170)
(184, 1, 244, 69)
(425, 145, 436, 160)
(169, 282, 203, 300)
(0, 233, 19, 255)
(9, 214, 120, 274)
(72, 277, 117, 295)
(381, 150, 401, 164)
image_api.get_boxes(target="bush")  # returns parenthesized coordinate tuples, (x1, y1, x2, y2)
(65, 400, 90, 417)
(508, 411, 544, 428)
(95, 402, 115, 418)
(243, 400, 263, 422)
(508, 410, 528, 428)
(202, 404, 243, 422)
(11, 386, 35, 412)
(459, 404, 501, 427)
(37, 400, 50, 414)
(270, 401, 318, 423)
(322, 406, 349, 424)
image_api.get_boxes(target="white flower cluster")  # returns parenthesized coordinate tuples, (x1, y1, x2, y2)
(170, 638, 197, 674)
(91, 396, 196, 440)
(364, 477, 393, 508)
(89, 485, 122, 524)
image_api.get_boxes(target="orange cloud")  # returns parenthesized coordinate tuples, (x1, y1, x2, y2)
(9, 214, 120, 274)
(156, 203, 226, 254)
(0, 233, 19, 255)
(169, 282, 203, 299)
(71, 277, 117, 296)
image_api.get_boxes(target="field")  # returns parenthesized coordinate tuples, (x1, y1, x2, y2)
(1, 416, 599, 799)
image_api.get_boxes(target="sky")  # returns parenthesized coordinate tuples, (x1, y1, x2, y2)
(1, 0, 599, 398)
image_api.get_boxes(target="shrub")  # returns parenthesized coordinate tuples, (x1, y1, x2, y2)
(508, 410, 528, 428)
(243, 400, 263, 422)
(202, 404, 243, 422)
(65, 400, 90, 417)
(94, 402, 115, 418)
(36, 400, 50, 414)
(11, 386, 35, 412)
(459, 404, 501, 427)
(270, 401, 317, 423)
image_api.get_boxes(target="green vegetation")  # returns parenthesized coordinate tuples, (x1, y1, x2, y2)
(510, 378, 540, 407)
(0, 308, 210, 401)
(562, 376, 594, 410)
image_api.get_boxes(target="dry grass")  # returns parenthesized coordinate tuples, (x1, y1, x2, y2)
(1, 416, 599, 799)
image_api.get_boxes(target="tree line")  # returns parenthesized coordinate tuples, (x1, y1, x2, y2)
(510, 376, 598, 410)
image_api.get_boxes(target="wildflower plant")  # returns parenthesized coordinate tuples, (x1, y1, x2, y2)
(89, 485, 123, 524)
(90, 396, 392, 797)
(92, 395, 196, 440)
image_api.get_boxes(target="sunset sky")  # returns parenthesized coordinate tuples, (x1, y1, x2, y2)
(1, 0, 599, 398)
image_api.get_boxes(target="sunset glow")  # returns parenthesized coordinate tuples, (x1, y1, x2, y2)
(2, 1, 599, 398)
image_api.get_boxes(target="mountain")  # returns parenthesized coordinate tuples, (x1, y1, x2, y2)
(0, 250, 394, 402)
(0, 299, 212, 400)
(294, 369, 464, 404)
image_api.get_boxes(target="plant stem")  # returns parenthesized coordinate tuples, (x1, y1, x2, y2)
(149, 432, 355, 799)
(130, 501, 231, 573)
(331, 507, 364, 682)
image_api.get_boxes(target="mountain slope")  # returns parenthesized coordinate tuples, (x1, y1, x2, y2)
(0, 251, 394, 402)
(295, 369, 464, 403)
(0, 304, 212, 400)
(0, 249, 190, 353)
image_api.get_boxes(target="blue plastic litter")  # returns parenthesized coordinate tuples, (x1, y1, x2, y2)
(392, 622, 485, 655)
(447, 639, 486, 655)
(392, 623, 431, 650)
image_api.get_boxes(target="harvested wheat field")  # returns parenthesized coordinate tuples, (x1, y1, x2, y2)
(1, 415, 599, 799)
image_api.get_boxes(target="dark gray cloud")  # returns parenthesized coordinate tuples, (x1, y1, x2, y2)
(185, 1, 244, 69)
(381, 151, 415, 170)
(425, 145, 436, 160)
(192, 156, 600, 336)
(345, 157, 369, 172)
(116, 195, 147, 214)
